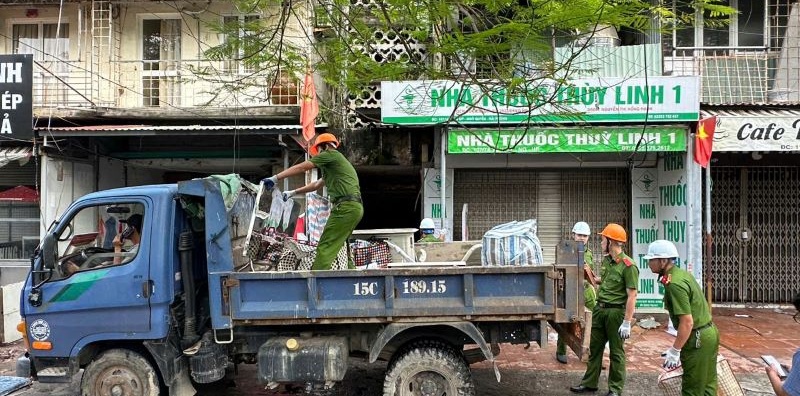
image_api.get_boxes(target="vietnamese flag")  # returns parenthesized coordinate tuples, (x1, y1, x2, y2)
(694, 116, 716, 168)
(300, 70, 319, 143)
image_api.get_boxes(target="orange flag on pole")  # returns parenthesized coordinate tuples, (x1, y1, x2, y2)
(694, 116, 716, 168)
(300, 70, 319, 143)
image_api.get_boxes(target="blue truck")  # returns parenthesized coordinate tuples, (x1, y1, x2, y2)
(17, 176, 585, 396)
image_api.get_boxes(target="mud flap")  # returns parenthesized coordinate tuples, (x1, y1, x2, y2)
(169, 366, 197, 396)
(549, 307, 592, 362)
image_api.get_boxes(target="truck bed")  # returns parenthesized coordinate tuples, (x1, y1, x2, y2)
(212, 265, 581, 328)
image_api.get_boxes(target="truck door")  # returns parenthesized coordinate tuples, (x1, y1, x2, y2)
(24, 201, 152, 357)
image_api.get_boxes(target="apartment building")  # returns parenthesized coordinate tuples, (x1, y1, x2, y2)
(0, 0, 321, 260)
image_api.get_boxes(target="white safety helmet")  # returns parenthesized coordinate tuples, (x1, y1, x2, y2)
(643, 240, 679, 260)
(571, 221, 591, 236)
(419, 218, 435, 230)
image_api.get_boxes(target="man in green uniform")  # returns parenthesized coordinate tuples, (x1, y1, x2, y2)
(557, 221, 597, 364)
(571, 223, 638, 396)
(418, 218, 444, 243)
(263, 133, 363, 270)
(645, 240, 719, 396)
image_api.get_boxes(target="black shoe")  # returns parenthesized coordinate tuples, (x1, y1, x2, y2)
(605, 392, 620, 396)
(556, 354, 568, 364)
(569, 385, 598, 393)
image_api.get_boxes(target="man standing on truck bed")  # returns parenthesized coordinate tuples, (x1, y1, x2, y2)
(571, 223, 639, 396)
(263, 133, 363, 270)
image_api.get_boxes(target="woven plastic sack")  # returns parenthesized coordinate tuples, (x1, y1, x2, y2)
(278, 239, 349, 271)
(481, 219, 544, 266)
(306, 193, 331, 245)
(657, 355, 744, 396)
(351, 239, 391, 269)
(297, 243, 349, 271)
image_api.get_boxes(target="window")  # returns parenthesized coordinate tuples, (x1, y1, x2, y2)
(51, 203, 144, 281)
(142, 18, 181, 107)
(12, 23, 69, 61)
(222, 14, 260, 74)
(0, 202, 39, 260)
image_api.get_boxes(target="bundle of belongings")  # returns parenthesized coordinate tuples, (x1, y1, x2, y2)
(481, 219, 545, 266)
(244, 190, 394, 272)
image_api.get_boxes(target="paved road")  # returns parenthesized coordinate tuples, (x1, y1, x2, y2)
(10, 360, 775, 396)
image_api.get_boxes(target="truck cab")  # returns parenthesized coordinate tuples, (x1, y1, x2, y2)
(19, 184, 193, 392)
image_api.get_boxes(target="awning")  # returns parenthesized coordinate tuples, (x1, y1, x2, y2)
(0, 147, 32, 168)
(35, 124, 326, 137)
(0, 186, 39, 202)
(700, 108, 800, 152)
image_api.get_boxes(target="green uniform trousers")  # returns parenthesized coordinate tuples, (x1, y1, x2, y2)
(679, 324, 719, 396)
(581, 306, 627, 394)
(312, 201, 363, 270)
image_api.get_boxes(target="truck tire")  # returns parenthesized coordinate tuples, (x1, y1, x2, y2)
(81, 349, 160, 396)
(383, 340, 475, 396)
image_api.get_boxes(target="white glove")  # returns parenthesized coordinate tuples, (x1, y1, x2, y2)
(662, 347, 681, 369)
(262, 175, 278, 190)
(618, 320, 632, 340)
(283, 190, 296, 201)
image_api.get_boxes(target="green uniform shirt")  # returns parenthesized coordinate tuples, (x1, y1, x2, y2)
(597, 252, 639, 305)
(418, 234, 440, 243)
(309, 150, 361, 201)
(662, 266, 712, 330)
(583, 248, 597, 309)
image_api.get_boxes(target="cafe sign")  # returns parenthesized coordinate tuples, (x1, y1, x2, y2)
(381, 76, 700, 125)
(714, 114, 800, 152)
(447, 127, 687, 154)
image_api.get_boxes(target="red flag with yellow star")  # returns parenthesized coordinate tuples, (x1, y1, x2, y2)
(694, 116, 716, 168)
(300, 70, 319, 143)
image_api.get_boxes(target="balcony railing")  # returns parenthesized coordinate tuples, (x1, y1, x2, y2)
(664, 47, 797, 104)
(31, 59, 301, 111)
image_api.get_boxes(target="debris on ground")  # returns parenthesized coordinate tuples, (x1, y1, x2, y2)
(735, 314, 752, 318)
(637, 316, 660, 329)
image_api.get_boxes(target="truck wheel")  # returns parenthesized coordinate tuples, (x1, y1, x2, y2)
(383, 341, 475, 396)
(81, 349, 160, 396)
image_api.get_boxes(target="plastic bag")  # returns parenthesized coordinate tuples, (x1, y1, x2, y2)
(481, 219, 544, 266)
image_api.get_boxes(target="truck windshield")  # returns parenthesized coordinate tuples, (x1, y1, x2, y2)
(49, 203, 145, 281)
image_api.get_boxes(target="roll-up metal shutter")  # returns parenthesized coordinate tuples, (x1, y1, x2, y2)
(454, 168, 630, 265)
(453, 170, 538, 240)
(710, 166, 800, 304)
(559, 169, 631, 271)
(0, 160, 37, 188)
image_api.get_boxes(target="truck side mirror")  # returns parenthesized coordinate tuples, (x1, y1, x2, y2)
(41, 233, 55, 270)
(32, 233, 56, 288)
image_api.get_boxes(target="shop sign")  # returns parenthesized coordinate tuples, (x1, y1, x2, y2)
(631, 152, 702, 310)
(381, 76, 700, 125)
(422, 168, 453, 242)
(0, 54, 33, 140)
(714, 115, 800, 152)
(447, 127, 686, 154)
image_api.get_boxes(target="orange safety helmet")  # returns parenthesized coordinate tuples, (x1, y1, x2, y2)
(309, 133, 340, 156)
(599, 223, 627, 243)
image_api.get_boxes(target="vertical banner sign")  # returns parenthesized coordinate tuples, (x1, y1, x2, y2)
(422, 168, 454, 241)
(0, 54, 33, 140)
(631, 168, 661, 308)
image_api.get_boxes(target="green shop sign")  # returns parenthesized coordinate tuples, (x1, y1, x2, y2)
(447, 127, 687, 154)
